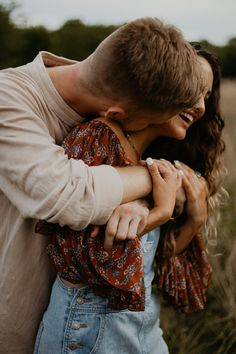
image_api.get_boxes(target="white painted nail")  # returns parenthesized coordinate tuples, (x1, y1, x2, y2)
(174, 160, 181, 165)
(146, 157, 154, 166)
(178, 170, 185, 177)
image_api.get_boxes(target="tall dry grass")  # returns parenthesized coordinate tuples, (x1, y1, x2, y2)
(161, 79, 236, 354)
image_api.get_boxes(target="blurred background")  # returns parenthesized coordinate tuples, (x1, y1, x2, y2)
(1, 0, 235, 353)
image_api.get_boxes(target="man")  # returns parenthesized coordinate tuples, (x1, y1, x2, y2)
(0, 17, 203, 353)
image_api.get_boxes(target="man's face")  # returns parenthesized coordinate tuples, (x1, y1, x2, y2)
(116, 109, 178, 132)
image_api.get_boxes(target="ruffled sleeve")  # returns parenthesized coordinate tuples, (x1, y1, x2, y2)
(156, 233, 212, 313)
(62, 119, 127, 167)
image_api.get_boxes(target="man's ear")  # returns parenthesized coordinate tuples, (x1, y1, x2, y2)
(104, 106, 126, 120)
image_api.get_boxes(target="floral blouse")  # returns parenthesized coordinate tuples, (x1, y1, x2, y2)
(36, 120, 212, 313)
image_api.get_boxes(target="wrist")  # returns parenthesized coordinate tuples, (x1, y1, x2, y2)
(150, 205, 174, 225)
(184, 217, 203, 232)
(116, 166, 152, 203)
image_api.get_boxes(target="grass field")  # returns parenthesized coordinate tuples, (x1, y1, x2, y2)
(162, 79, 236, 354)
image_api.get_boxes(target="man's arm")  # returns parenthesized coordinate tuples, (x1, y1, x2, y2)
(115, 165, 152, 203)
(101, 159, 180, 250)
(0, 83, 152, 230)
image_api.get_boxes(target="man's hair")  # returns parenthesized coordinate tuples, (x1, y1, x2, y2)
(86, 17, 204, 112)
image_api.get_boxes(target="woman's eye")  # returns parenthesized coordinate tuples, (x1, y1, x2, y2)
(204, 91, 211, 102)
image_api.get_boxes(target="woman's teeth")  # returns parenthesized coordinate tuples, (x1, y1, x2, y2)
(179, 112, 194, 123)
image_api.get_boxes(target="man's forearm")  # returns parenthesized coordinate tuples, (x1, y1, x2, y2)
(115, 165, 152, 203)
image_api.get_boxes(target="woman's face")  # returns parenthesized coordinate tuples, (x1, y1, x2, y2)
(158, 56, 214, 140)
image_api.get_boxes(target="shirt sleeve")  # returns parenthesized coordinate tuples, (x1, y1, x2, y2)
(0, 77, 123, 230)
(156, 233, 212, 313)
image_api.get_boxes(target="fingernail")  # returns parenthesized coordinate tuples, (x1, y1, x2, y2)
(195, 171, 202, 177)
(146, 157, 154, 166)
(174, 160, 181, 166)
(178, 170, 185, 177)
(160, 158, 165, 161)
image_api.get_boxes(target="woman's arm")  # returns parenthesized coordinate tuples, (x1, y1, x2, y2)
(173, 160, 208, 254)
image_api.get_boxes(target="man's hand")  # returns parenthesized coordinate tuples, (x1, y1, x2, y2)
(100, 200, 149, 251)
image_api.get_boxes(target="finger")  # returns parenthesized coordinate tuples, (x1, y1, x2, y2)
(146, 157, 160, 173)
(181, 175, 197, 201)
(146, 157, 162, 185)
(127, 217, 140, 239)
(90, 225, 100, 238)
(174, 160, 202, 180)
(159, 158, 177, 173)
(104, 217, 119, 251)
(137, 216, 147, 235)
(139, 160, 147, 166)
(153, 160, 174, 178)
(115, 217, 130, 241)
(158, 162, 180, 185)
(186, 176, 208, 200)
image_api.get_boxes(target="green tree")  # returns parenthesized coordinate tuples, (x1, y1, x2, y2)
(52, 19, 117, 60)
(16, 26, 51, 64)
(222, 38, 236, 77)
(0, 2, 17, 68)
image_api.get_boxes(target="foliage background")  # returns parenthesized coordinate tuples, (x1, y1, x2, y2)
(1, 2, 236, 77)
(1, 2, 236, 353)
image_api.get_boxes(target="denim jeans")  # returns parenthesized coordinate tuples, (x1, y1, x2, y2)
(34, 230, 169, 354)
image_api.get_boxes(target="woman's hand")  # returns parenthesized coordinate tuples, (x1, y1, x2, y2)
(173, 161, 209, 254)
(174, 160, 208, 227)
(141, 158, 182, 233)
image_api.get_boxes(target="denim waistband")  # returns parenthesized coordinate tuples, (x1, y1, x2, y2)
(56, 276, 153, 312)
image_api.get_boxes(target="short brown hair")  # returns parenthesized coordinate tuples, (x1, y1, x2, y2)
(88, 17, 204, 112)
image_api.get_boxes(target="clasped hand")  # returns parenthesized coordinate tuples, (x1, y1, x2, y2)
(91, 159, 208, 251)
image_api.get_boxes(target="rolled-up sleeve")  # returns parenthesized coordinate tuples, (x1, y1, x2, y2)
(0, 84, 123, 230)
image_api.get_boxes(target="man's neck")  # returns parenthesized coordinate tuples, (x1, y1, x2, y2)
(47, 64, 114, 119)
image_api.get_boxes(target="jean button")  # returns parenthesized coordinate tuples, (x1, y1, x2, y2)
(68, 342, 80, 350)
(72, 321, 81, 330)
(76, 297, 85, 304)
(72, 321, 87, 330)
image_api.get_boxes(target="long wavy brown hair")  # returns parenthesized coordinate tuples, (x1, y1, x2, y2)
(143, 42, 227, 257)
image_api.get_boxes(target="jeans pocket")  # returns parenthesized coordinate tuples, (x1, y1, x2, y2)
(33, 321, 44, 354)
(65, 313, 105, 354)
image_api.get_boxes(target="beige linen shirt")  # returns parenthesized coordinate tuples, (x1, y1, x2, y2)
(0, 52, 123, 353)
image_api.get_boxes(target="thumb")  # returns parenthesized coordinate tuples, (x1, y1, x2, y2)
(146, 157, 162, 187)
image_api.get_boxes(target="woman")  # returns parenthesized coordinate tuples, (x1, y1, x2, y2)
(34, 43, 225, 354)
(143, 42, 226, 313)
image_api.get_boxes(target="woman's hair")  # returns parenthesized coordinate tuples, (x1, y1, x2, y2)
(143, 42, 227, 257)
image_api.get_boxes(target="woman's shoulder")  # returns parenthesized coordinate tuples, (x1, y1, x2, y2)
(62, 118, 127, 166)
(68, 118, 119, 140)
